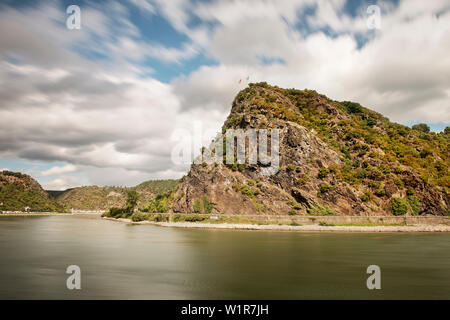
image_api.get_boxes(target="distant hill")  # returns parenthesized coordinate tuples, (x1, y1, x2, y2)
(172, 82, 449, 216)
(0, 171, 62, 212)
(49, 179, 179, 211)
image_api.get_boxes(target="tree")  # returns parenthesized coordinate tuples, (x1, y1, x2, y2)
(126, 190, 139, 214)
(390, 198, 408, 216)
(412, 123, 430, 133)
(444, 126, 450, 135)
(341, 101, 362, 114)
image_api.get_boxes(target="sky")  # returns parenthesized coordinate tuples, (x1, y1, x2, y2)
(0, 0, 449, 190)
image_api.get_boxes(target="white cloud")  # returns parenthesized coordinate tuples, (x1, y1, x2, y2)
(40, 164, 77, 177)
(0, 0, 449, 189)
(41, 175, 90, 191)
(127, 0, 156, 14)
(173, 0, 450, 123)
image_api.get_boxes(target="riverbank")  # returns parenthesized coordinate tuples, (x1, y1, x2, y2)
(103, 217, 450, 232)
(0, 212, 101, 216)
(0, 212, 71, 216)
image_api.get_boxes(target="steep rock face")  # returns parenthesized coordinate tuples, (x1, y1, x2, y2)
(171, 83, 449, 216)
(173, 123, 340, 214)
(172, 121, 368, 215)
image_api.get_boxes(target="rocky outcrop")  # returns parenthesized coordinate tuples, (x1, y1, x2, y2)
(171, 83, 449, 216)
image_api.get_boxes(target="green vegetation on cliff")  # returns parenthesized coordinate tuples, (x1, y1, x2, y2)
(234, 82, 448, 192)
(172, 82, 448, 216)
(52, 179, 179, 210)
(0, 171, 62, 212)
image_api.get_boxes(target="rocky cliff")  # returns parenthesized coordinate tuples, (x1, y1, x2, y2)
(171, 83, 449, 216)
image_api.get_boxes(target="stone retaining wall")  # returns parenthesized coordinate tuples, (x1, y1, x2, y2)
(174, 213, 450, 225)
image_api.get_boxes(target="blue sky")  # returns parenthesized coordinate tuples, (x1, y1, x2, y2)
(0, 0, 449, 189)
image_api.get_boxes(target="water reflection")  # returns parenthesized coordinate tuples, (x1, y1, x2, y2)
(0, 215, 449, 299)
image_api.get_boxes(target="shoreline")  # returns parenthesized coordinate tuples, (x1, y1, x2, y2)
(0, 212, 72, 216)
(103, 217, 450, 233)
(0, 212, 101, 216)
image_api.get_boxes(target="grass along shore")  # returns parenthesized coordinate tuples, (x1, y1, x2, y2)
(102, 213, 450, 233)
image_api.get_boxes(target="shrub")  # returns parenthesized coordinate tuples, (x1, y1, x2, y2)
(360, 190, 373, 202)
(131, 212, 148, 222)
(307, 205, 335, 216)
(286, 164, 295, 172)
(146, 193, 170, 213)
(366, 118, 377, 127)
(412, 123, 430, 133)
(406, 187, 415, 196)
(145, 213, 169, 222)
(318, 183, 332, 195)
(355, 169, 368, 180)
(287, 201, 302, 210)
(203, 195, 214, 214)
(192, 195, 214, 214)
(420, 149, 432, 158)
(109, 207, 127, 218)
(368, 168, 384, 181)
(297, 174, 309, 185)
(193, 198, 202, 213)
(240, 185, 252, 196)
(318, 167, 329, 179)
(253, 200, 266, 212)
(393, 176, 404, 189)
(125, 190, 139, 214)
(183, 214, 208, 222)
(152, 214, 164, 222)
(407, 195, 421, 215)
(341, 101, 363, 114)
(288, 210, 297, 216)
(368, 181, 381, 189)
(390, 198, 408, 216)
(101, 211, 110, 218)
(374, 186, 386, 197)
(247, 179, 255, 186)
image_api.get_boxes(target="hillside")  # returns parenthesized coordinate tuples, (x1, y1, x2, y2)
(51, 179, 179, 211)
(171, 82, 449, 216)
(0, 171, 62, 212)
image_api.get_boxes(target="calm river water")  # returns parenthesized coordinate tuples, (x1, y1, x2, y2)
(0, 215, 449, 299)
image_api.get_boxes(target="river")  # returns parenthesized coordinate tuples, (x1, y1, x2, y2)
(0, 214, 449, 299)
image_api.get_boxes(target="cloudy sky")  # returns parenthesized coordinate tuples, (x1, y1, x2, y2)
(0, 0, 449, 190)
